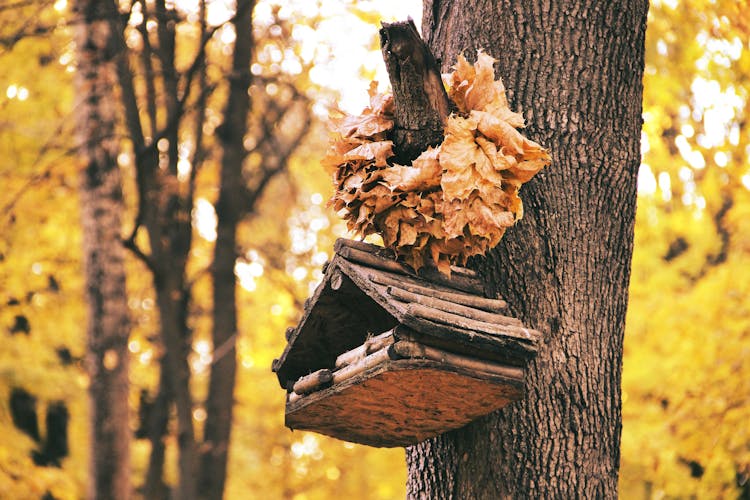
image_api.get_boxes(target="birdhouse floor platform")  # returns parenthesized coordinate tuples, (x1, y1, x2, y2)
(272, 238, 540, 448)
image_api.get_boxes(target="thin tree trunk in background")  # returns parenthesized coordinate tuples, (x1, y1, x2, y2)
(198, 1, 256, 498)
(73, 1, 131, 497)
(143, 370, 170, 499)
(406, 1, 648, 497)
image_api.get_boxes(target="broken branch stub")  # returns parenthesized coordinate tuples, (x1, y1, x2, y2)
(379, 19, 452, 163)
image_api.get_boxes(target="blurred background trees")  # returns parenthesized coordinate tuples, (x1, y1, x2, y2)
(0, 0, 748, 498)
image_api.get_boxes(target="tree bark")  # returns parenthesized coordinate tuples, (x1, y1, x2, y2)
(198, 1, 256, 498)
(407, 1, 648, 498)
(73, 1, 131, 497)
(379, 20, 451, 163)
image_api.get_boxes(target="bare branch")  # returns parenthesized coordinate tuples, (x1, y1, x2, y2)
(122, 232, 156, 273)
(187, 0, 209, 208)
(135, 0, 158, 137)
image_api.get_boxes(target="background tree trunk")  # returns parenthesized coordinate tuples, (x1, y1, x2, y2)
(73, 1, 131, 497)
(406, 1, 648, 497)
(199, 1, 256, 498)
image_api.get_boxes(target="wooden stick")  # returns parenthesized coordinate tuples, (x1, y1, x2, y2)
(406, 303, 541, 342)
(379, 19, 451, 163)
(338, 245, 412, 275)
(334, 329, 396, 369)
(332, 345, 395, 385)
(370, 273, 508, 312)
(397, 319, 535, 366)
(292, 369, 333, 395)
(330, 267, 345, 291)
(335, 239, 478, 280)
(450, 265, 478, 278)
(336, 239, 484, 294)
(335, 238, 395, 259)
(387, 286, 521, 327)
(417, 266, 485, 296)
(392, 340, 524, 380)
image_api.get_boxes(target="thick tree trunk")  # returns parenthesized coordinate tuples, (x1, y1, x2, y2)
(73, 1, 131, 498)
(198, 1, 256, 498)
(406, 1, 648, 498)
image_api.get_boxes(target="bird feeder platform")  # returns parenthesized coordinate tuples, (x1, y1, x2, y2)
(272, 238, 540, 448)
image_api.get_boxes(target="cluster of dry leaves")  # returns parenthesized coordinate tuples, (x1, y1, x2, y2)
(323, 52, 551, 274)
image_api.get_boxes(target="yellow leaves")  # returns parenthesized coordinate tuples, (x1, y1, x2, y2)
(326, 52, 551, 273)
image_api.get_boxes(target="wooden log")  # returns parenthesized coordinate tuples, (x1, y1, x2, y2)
(387, 286, 521, 327)
(406, 302, 541, 342)
(338, 245, 412, 275)
(332, 345, 396, 385)
(417, 266, 485, 296)
(336, 239, 484, 294)
(330, 267, 345, 291)
(335, 238, 479, 281)
(391, 341, 524, 381)
(379, 19, 451, 163)
(369, 273, 508, 312)
(293, 369, 333, 395)
(450, 265, 478, 278)
(335, 238, 396, 259)
(334, 329, 396, 369)
(397, 319, 537, 365)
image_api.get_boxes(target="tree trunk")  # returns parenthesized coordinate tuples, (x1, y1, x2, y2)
(143, 370, 170, 499)
(73, 1, 131, 497)
(198, 1, 256, 498)
(406, 1, 648, 498)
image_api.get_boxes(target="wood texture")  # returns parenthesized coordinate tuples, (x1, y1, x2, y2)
(406, 302, 540, 342)
(392, 341, 524, 380)
(273, 255, 400, 386)
(200, 4, 257, 498)
(379, 20, 452, 163)
(335, 329, 396, 369)
(387, 286, 519, 327)
(370, 272, 507, 312)
(397, 319, 535, 366)
(331, 346, 395, 384)
(293, 369, 333, 395)
(407, 2, 649, 498)
(286, 359, 523, 448)
(275, 237, 542, 449)
(74, 2, 131, 496)
(335, 238, 486, 295)
(274, 248, 538, 389)
(337, 245, 412, 276)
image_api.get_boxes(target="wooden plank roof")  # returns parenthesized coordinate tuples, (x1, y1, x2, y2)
(273, 238, 540, 389)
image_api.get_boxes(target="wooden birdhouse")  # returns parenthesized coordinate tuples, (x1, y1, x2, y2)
(272, 239, 540, 448)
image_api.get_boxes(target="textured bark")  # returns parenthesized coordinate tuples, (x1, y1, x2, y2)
(73, 1, 131, 497)
(406, 1, 648, 498)
(198, 1, 256, 498)
(142, 372, 170, 499)
(379, 20, 452, 163)
(107, 0, 199, 495)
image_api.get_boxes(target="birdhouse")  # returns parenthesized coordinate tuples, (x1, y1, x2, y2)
(272, 239, 540, 447)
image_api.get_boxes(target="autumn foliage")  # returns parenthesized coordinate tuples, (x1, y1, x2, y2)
(324, 52, 551, 273)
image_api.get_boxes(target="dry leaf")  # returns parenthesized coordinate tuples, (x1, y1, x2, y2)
(381, 147, 442, 192)
(325, 50, 551, 273)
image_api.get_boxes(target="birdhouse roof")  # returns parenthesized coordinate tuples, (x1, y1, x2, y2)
(273, 239, 540, 390)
